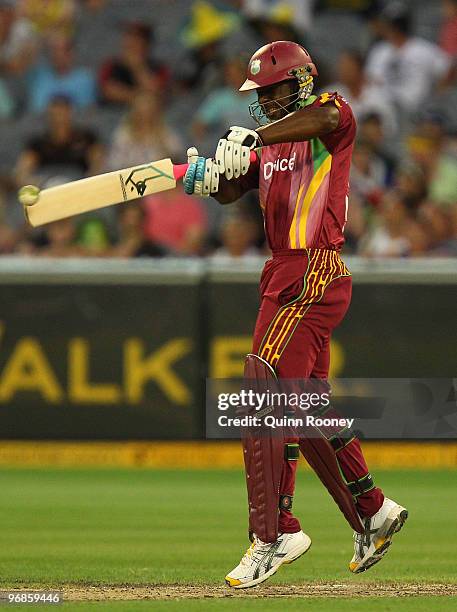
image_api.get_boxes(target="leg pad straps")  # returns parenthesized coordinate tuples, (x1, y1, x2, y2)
(347, 473, 375, 498)
(284, 443, 300, 460)
(330, 434, 355, 452)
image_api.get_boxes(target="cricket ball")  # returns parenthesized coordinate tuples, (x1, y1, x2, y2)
(18, 185, 40, 206)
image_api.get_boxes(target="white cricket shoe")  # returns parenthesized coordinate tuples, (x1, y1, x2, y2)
(349, 497, 408, 574)
(225, 530, 311, 589)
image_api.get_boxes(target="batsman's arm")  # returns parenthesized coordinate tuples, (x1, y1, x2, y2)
(214, 106, 338, 187)
(256, 106, 339, 144)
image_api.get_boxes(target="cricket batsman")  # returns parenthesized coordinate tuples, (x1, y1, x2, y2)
(184, 41, 408, 588)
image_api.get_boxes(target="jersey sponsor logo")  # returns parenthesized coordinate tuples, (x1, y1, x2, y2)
(263, 152, 296, 180)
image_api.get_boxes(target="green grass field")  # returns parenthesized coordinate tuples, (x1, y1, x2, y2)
(0, 468, 456, 610)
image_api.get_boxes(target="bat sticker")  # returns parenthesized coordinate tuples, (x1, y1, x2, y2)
(121, 164, 174, 197)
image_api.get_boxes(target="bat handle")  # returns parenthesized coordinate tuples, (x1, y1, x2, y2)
(173, 164, 189, 181)
(173, 151, 259, 181)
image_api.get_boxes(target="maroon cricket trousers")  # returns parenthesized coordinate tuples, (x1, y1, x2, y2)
(250, 248, 384, 534)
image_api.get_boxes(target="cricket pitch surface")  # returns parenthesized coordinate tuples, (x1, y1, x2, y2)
(47, 583, 457, 600)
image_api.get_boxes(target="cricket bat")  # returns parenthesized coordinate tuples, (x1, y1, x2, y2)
(20, 151, 258, 227)
(20, 159, 189, 227)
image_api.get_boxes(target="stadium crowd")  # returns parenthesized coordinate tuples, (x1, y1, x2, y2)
(0, 0, 456, 259)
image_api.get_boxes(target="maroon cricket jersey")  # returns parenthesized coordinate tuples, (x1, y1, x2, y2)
(254, 93, 356, 251)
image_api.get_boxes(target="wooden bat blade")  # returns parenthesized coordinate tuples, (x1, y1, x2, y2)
(23, 158, 176, 227)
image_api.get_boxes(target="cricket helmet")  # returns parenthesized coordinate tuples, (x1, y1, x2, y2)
(239, 41, 318, 92)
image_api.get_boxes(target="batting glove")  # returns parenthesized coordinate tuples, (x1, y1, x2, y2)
(184, 147, 219, 197)
(215, 126, 262, 180)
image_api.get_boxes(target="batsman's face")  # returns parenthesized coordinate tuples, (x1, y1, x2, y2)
(257, 81, 299, 122)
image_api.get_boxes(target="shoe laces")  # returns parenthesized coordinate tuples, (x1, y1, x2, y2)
(240, 538, 269, 567)
(354, 518, 378, 558)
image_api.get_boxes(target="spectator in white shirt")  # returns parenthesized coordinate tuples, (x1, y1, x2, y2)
(365, 1, 451, 113)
